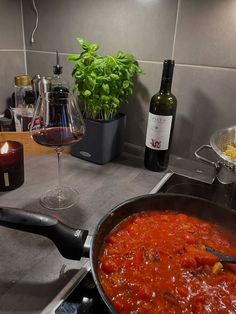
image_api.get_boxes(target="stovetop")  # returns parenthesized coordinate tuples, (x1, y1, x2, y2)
(152, 172, 236, 210)
(48, 172, 236, 314)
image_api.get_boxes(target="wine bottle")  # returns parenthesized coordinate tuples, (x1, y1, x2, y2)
(144, 59, 177, 172)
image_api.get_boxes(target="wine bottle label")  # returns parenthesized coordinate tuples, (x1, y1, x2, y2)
(145, 113, 172, 150)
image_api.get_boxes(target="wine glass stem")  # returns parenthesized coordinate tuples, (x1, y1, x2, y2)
(56, 149, 63, 194)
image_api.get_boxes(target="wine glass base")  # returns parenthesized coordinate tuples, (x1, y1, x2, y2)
(40, 186, 79, 210)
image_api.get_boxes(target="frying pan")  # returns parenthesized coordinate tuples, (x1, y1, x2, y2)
(0, 193, 236, 313)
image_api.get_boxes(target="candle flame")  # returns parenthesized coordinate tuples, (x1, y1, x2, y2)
(1, 142, 9, 154)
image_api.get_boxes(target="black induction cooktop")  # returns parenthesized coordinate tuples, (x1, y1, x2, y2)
(53, 172, 236, 314)
(156, 173, 236, 210)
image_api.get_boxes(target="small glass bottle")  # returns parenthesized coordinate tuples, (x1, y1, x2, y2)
(51, 51, 69, 94)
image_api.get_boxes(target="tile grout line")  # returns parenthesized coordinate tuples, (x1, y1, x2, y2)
(0, 49, 24, 52)
(2, 48, 236, 72)
(20, 0, 27, 74)
(171, 0, 181, 60)
(22, 50, 236, 71)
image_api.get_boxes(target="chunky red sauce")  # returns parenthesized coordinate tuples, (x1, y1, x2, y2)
(98, 211, 236, 313)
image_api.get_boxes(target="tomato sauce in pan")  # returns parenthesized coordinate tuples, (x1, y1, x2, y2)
(98, 211, 236, 313)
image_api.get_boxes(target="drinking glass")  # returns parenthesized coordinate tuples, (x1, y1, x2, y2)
(30, 92, 85, 210)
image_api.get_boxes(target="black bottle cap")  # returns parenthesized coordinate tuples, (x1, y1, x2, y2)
(53, 51, 63, 75)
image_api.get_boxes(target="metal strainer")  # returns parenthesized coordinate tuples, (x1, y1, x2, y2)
(210, 125, 236, 172)
(195, 126, 236, 184)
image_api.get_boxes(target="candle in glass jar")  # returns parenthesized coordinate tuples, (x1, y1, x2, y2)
(0, 141, 24, 191)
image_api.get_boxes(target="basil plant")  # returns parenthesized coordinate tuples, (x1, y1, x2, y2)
(68, 38, 143, 120)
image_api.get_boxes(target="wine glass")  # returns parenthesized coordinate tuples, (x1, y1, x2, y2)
(30, 91, 85, 210)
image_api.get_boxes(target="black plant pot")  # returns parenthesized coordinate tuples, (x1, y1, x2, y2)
(70, 113, 126, 165)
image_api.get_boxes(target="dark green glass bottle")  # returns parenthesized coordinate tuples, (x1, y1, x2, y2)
(144, 60, 177, 172)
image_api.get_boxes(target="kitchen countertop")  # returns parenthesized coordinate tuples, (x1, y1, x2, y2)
(0, 151, 167, 314)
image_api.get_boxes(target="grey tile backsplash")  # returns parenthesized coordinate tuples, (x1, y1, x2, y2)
(175, 0, 236, 68)
(23, 0, 177, 60)
(1, 0, 236, 161)
(0, 0, 23, 49)
(0, 0, 25, 113)
(0, 51, 25, 111)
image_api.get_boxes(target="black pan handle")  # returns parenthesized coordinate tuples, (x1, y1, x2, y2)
(0, 207, 88, 260)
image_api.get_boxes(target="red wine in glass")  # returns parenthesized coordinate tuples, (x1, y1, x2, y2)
(32, 127, 84, 147)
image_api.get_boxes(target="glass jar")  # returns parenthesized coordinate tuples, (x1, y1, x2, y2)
(13, 75, 34, 131)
